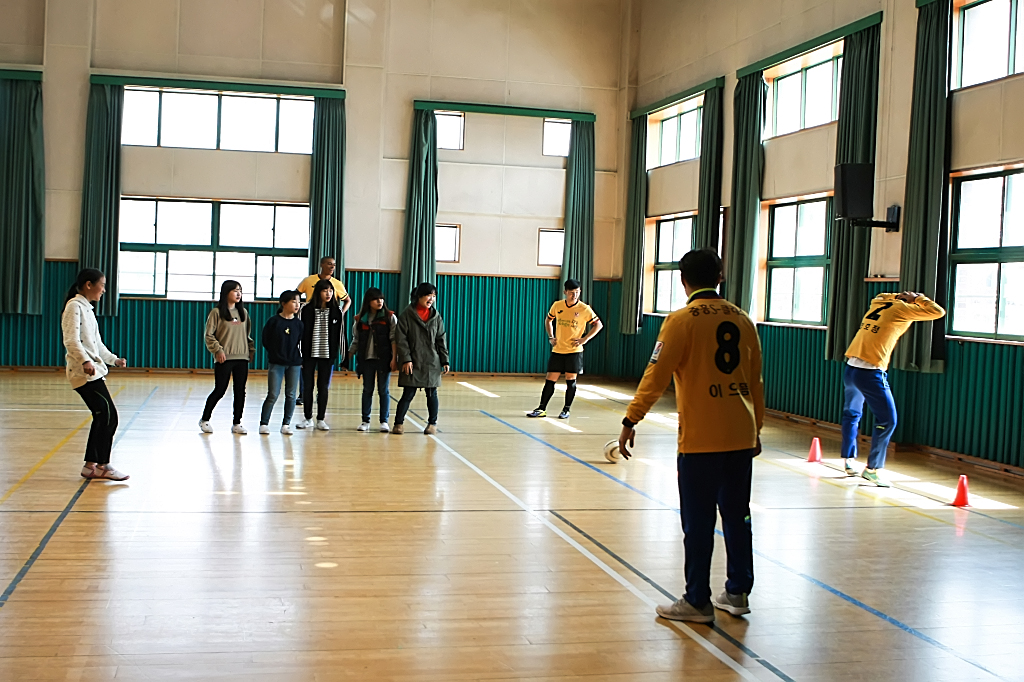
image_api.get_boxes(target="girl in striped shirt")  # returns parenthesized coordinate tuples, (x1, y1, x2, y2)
(297, 278, 345, 430)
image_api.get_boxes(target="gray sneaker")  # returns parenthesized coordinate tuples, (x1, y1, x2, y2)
(712, 590, 750, 616)
(655, 598, 715, 623)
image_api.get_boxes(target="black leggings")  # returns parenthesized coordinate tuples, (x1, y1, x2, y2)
(202, 359, 248, 423)
(74, 379, 119, 465)
(302, 358, 334, 420)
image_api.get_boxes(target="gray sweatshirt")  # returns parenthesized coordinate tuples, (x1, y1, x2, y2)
(204, 307, 255, 361)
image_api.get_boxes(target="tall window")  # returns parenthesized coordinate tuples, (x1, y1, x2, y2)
(957, 0, 1024, 88)
(653, 216, 694, 312)
(769, 49, 843, 137)
(435, 111, 465, 150)
(436, 224, 460, 262)
(950, 171, 1024, 339)
(117, 198, 310, 300)
(543, 119, 572, 157)
(766, 198, 831, 324)
(538, 229, 564, 266)
(121, 87, 314, 154)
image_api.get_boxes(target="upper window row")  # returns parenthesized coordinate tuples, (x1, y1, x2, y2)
(646, 94, 703, 170)
(768, 45, 843, 138)
(121, 88, 315, 154)
(435, 111, 572, 157)
(958, 0, 1024, 89)
(434, 223, 565, 267)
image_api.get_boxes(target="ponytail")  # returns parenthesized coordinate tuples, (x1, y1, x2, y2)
(65, 268, 104, 306)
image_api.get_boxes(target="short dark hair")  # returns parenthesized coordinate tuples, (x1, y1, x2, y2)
(320, 256, 335, 265)
(563, 278, 581, 291)
(278, 290, 300, 308)
(679, 249, 722, 290)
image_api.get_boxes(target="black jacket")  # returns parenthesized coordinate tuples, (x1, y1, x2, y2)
(261, 314, 303, 366)
(395, 305, 449, 388)
(300, 304, 346, 363)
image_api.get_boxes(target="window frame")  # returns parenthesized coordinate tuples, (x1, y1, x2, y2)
(434, 110, 466, 151)
(652, 214, 696, 314)
(118, 197, 309, 301)
(537, 228, 565, 266)
(121, 86, 314, 154)
(435, 223, 461, 263)
(765, 197, 833, 325)
(948, 168, 1024, 341)
(541, 118, 572, 157)
(657, 106, 703, 167)
(770, 54, 842, 137)
(956, 0, 1021, 89)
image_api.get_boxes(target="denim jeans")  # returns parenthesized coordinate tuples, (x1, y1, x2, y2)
(841, 364, 898, 470)
(360, 358, 392, 423)
(394, 386, 438, 425)
(677, 449, 755, 608)
(261, 363, 301, 426)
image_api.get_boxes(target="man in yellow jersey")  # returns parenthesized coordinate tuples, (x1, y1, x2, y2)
(618, 249, 764, 624)
(841, 291, 945, 486)
(526, 279, 603, 419)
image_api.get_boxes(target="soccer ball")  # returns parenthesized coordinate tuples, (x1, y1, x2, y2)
(603, 439, 622, 463)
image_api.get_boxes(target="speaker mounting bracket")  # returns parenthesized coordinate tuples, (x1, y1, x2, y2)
(836, 205, 901, 233)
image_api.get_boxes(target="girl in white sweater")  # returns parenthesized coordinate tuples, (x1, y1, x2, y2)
(61, 268, 129, 481)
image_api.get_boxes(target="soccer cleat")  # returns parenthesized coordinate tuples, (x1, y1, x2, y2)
(392, 423, 404, 435)
(379, 422, 390, 433)
(558, 409, 571, 419)
(424, 424, 437, 435)
(258, 424, 270, 435)
(315, 420, 330, 431)
(861, 468, 891, 487)
(199, 420, 213, 433)
(295, 419, 313, 429)
(357, 422, 370, 432)
(843, 459, 856, 476)
(712, 590, 750, 616)
(231, 423, 247, 435)
(526, 408, 546, 418)
(655, 598, 715, 623)
(280, 424, 293, 435)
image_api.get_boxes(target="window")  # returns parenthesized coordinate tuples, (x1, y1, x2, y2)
(766, 198, 831, 324)
(117, 198, 310, 300)
(543, 119, 572, 157)
(436, 223, 460, 262)
(538, 229, 564, 266)
(435, 111, 464, 150)
(949, 171, 1024, 339)
(653, 216, 695, 313)
(769, 48, 843, 137)
(648, 95, 703, 168)
(957, 0, 1024, 88)
(120, 87, 315, 154)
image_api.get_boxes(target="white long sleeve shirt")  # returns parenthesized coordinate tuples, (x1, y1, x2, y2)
(61, 295, 118, 388)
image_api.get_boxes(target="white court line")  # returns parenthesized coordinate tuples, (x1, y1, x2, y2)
(0, 408, 91, 412)
(456, 381, 500, 398)
(405, 415, 761, 681)
(541, 417, 582, 433)
(580, 385, 635, 401)
(901, 481, 1017, 510)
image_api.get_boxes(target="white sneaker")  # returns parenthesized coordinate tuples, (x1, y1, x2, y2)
(231, 423, 247, 435)
(280, 424, 293, 435)
(296, 419, 313, 429)
(258, 424, 270, 435)
(199, 420, 213, 433)
(357, 422, 370, 432)
(379, 422, 390, 433)
(315, 420, 330, 431)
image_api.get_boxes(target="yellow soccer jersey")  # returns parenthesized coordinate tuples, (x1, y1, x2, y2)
(845, 293, 946, 371)
(548, 300, 598, 354)
(625, 295, 765, 454)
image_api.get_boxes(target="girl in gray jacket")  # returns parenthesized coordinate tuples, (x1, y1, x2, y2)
(393, 282, 449, 435)
(61, 269, 129, 480)
(200, 280, 256, 434)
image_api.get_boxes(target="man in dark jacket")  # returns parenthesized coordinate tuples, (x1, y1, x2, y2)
(393, 282, 449, 435)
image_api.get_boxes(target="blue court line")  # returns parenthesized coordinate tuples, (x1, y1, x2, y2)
(549, 510, 795, 682)
(0, 387, 157, 609)
(483, 410, 1005, 681)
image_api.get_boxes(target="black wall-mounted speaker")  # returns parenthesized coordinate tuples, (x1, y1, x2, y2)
(834, 163, 875, 220)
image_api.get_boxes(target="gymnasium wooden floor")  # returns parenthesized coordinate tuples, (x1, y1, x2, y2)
(0, 370, 1022, 682)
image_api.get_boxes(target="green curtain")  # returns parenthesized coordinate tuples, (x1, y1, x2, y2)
(309, 97, 346, 274)
(724, 72, 766, 312)
(619, 116, 647, 334)
(562, 120, 595, 300)
(79, 83, 123, 317)
(825, 23, 881, 361)
(694, 83, 724, 251)
(893, 0, 952, 374)
(0, 78, 45, 315)
(400, 109, 438, 302)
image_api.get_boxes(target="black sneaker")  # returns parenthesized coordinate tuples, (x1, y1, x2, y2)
(558, 409, 570, 419)
(526, 408, 546, 418)
(295, 397, 303, 405)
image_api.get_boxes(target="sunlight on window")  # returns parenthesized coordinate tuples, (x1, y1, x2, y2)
(121, 90, 159, 146)
(278, 98, 314, 154)
(961, 0, 1011, 88)
(543, 119, 572, 157)
(159, 92, 218, 149)
(219, 96, 277, 152)
(435, 111, 464, 150)
(538, 229, 564, 266)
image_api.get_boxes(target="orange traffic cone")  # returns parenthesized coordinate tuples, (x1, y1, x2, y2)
(806, 437, 823, 463)
(951, 475, 970, 507)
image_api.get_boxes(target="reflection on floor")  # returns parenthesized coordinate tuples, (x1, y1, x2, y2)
(0, 371, 1022, 681)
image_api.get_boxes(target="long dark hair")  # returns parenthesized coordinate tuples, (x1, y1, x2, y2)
(356, 287, 390, 321)
(312, 278, 339, 310)
(65, 268, 104, 306)
(216, 280, 247, 322)
(410, 282, 437, 304)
